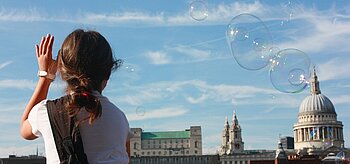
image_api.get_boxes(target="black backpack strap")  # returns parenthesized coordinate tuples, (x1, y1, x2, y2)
(46, 96, 89, 164)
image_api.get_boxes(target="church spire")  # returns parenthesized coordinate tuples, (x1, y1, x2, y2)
(225, 116, 229, 127)
(232, 110, 238, 126)
(310, 67, 321, 95)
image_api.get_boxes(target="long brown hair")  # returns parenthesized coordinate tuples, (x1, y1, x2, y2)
(57, 29, 122, 124)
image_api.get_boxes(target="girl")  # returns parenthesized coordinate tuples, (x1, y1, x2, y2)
(20, 29, 131, 164)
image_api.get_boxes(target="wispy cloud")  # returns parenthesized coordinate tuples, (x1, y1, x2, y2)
(114, 80, 301, 108)
(317, 58, 350, 81)
(186, 94, 208, 104)
(332, 95, 350, 105)
(127, 107, 188, 121)
(144, 51, 171, 65)
(171, 45, 210, 59)
(0, 8, 46, 22)
(0, 61, 12, 70)
(0, 79, 36, 90)
(272, 7, 350, 54)
(0, 1, 270, 26)
(81, 12, 165, 25)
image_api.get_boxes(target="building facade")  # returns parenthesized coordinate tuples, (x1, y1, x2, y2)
(130, 155, 219, 164)
(220, 111, 244, 155)
(219, 111, 275, 164)
(130, 126, 202, 157)
(280, 136, 294, 150)
(293, 68, 344, 151)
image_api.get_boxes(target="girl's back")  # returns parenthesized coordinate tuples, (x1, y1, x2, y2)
(78, 92, 130, 163)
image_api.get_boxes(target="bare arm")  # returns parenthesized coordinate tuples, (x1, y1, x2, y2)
(126, 140, 131, 164)
(20, 34, 56, 140)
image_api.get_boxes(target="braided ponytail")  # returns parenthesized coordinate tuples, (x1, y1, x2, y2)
(65, 76, 102, 124)
(57, 29, 121, 124)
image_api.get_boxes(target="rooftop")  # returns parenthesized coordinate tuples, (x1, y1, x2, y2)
(141, 131, 190, 140)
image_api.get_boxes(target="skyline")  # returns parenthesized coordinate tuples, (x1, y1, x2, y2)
(0, 0, 349, 157)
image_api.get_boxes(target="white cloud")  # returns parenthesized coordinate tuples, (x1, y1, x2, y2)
(332, 95, 350, 105)
(317, 58, 350, 81)
(0, 79, 36, 90)
(127, 107, 188, 121)
(115, 79, 301, 109)
(186, 94, 208, 104)
(0, 8, 47, 22)
(82, 12, 165, 25)
(144, 51, 171, 65)
(171, 45, 210, 59)
(0, 1, 269, 26)
(0, 61, 12, 69)
(272, 8, 350, 54)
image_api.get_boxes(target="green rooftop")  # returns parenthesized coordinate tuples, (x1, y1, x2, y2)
(141, 131, 190, 140)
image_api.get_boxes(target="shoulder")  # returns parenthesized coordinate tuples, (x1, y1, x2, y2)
(29, 99, 49, 117)
(28, 99, 49, 137)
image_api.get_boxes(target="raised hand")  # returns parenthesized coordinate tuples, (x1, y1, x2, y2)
(35, 34, 57, 74)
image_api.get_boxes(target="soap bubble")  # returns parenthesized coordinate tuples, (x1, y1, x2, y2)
(226, 26, 249, 42)
(189, 0, 208, 21)
(281, 0, 297, 23)
(288, 68, 306, 86)
(269, 47, 280, 58)
(136, 106, 145, 116)
(252, 38, 269, 52)
(226, 13, 273, 70)
(269, 49, 311, 93)
(125, 65, 135, 72)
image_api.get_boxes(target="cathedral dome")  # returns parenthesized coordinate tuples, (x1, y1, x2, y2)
(299, 94, 335, 114)
(298, 68, 336, 116)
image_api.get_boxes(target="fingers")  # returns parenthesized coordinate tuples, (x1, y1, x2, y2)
(38, 34, 54, 55)
(35, 44, 39, 58)
(48, 35, 54, 54)
(42, 34, 50, 55)
(39, 36, 45, 55)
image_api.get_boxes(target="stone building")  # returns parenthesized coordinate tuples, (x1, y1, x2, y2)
(293, 68, 344, 151)
(219, 112, 276, 164)
(219, 111, 244, 155)
(130, 155, 219, 164)
(130, 126, 202, 157)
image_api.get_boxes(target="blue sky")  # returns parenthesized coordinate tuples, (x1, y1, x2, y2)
(0, 0, 350, 157)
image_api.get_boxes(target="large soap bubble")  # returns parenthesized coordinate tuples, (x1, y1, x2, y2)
(226, 13, 273, 70)
(269, 49, 311, 93)
(189, 0, 208, 21)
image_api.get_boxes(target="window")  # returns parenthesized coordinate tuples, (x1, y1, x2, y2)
(134, 143, 137, 149)
(195, 150, 198, 154)
(235, 144, 240, 149)
(195, 141, 199, 148)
